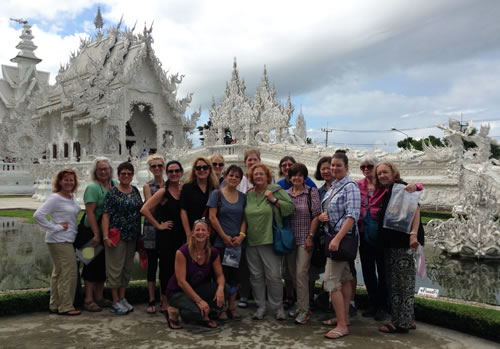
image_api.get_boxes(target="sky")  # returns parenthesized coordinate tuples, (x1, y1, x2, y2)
(1, 0, 500, 150)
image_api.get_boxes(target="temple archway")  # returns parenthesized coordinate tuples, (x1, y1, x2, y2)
(126, 102, 157, 156)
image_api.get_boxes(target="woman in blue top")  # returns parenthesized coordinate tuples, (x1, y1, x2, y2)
(102, 162, 143, 315)
(208, 165, 246, 319)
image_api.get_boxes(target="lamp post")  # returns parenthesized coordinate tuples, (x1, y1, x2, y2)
(391, 128, 410, 149)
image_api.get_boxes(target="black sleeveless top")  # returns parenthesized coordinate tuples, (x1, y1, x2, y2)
(156, 188, 186, 246)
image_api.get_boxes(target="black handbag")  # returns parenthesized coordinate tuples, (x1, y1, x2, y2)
(326, 213, 358, 261)
(73, 213, 94, 249)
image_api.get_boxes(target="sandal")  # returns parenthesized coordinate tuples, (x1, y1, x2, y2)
(228, 308, 242, 320)
(218, 310, 229, 321)
(322, 318, 350, 326)
(83, 301, 102, 312)
(159, 301, 168, 313)
(147, 301, 156, 314)
(165, 307, 183, 329)
(379, 323, 409, 334)
(95, 298, 113, 308)
(58, 309, 81, 316)
(198, 319, 217, 328)
(324, 329, 348, 339)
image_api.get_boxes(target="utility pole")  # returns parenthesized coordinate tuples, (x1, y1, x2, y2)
(321, 126, 334, 147)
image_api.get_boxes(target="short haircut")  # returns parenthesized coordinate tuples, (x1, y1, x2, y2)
(248, 163, 273, 185)
(360, 154, 378, 167)
(117, 161, 134, 176)
(288, 163, 308, 179)
(278, 156, 296, 176)
(375, 161, 401, 188)
(315, 156, 332, 180)
(90, 157, 113, 181)
(53, 168, 79, 193)
(244, 149, 261, 162)
(225, 164, 243, 179)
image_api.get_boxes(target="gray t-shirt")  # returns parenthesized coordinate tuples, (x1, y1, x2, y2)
(207, 189, 246, 248)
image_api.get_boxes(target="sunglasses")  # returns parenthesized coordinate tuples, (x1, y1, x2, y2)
(194, 217, 207, 224)
(195, 165, 210, 171)
(360, 165, 374, 171)
(212, 162, 224, 168)
(167, 169, 182, 174)
(119, 172, 133, 177)
(151, 164, 163, 169)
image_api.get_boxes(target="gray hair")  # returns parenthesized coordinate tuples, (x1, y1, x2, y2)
(360, 154, 379, 166)
(90, 157, 113, 181)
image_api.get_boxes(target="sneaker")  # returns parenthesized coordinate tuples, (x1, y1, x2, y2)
(374, 309, 388, 321)
(110, 301, 128, 315)
(295, 310, 312, 324)
(253, 307, 266, 320)
(120, 298, 134, 313)
(238, 297, 248, 309)
(349, 304, 357, 317)
(288, 309, 298, 318)
(275, 308, 287, 321)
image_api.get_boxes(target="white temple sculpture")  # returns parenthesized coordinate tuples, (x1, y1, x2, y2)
(208, 59, 300, 145)
(29, 12, 199, 161)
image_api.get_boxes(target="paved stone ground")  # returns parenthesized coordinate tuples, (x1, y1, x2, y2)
(0, 303, 497, 349)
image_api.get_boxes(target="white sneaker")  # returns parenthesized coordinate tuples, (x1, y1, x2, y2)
(253, 307, 266, 320)
(275, 308, 287, 321)
(110, 301, 128, 315)
(120, 298, 134, 313)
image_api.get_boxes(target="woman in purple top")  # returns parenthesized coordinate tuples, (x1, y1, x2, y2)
(166, 219, 226, 329)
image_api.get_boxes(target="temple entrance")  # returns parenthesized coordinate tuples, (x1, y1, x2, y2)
(126, 102, 157, 157)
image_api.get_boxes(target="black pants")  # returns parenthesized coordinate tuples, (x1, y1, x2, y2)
(169, 282, 227, 322)
(146, 248, 159, 283)
(157, 233, 184, 296)
(359, 237, 388, 311)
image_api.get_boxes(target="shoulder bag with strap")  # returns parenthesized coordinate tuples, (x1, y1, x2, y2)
(270, 186, 294, 255)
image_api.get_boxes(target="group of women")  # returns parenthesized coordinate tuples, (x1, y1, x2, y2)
(34, 148, 424, 339)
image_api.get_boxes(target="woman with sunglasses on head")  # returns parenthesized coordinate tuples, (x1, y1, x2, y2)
(102, 162, 143, 315)
(207, 165, 246, 320)
(33, 169, 81, 316)
(357, 155, 422, 321)
(166, 219, 227, 329)
(142, 155, 166, 314)
(277, 156, 317, 190)
(141, 160, 185, 322)
(180, 157, 219, 239)
(375, 162, 424, 334)
(210, 153, 225, 185)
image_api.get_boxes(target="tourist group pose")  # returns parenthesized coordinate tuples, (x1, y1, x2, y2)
(34, 148, 424, 339)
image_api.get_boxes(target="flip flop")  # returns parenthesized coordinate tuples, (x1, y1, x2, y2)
(58, 309, 81, 316)
(147, 301, 157, 314)
(48, 309, 58, 315)
(164, 311, 183, 329)
(83, 301, 102, 312)
(379, 323, 409, 334)
(324, 329, 348, 339)
(198, 319, 217, 328)
(322, 318, 351, 326)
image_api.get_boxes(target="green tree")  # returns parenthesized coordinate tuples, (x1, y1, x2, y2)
(397, 135, 445, 151)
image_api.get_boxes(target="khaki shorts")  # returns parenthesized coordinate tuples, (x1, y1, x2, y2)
(323, 258, 353, 293)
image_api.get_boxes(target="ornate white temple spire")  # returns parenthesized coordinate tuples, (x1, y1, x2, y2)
(94, 7, 104, 39)
(9, 18, 42, 66)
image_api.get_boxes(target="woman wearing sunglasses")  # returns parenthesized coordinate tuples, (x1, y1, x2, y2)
(357, 155, 422, 322)
(141, 160, 185, 324)
(210, 153, 225, 185)
(180, 157, 219, 239)
(142, 155, 166, 314)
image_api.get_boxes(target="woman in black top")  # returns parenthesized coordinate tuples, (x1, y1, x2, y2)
(375, 161, 424, 334)
(141, 160, 185, 317)
(180, 156, 219, 238)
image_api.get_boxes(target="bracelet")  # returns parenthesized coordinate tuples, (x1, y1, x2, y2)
(103, 236, 109, 241)
(239, 232, 246, 238)
(308, 233, 314, 238)
(409, 232, 417, 236)
(272, 198, 279, 205)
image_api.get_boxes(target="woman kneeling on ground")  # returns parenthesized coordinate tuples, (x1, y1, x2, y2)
(166, 219, 227, 329)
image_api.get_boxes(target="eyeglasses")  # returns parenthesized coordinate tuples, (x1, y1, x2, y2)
(212, 162, 224, 168)
(360, 165, 374, 171)
(281, 163, 293, 168)
(167, 169, 182, 174)
(195, 165, 210, 171)
(119, 172, 134, 177)
(151, 164, 163, 169)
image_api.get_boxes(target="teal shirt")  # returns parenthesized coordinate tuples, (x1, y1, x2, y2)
(245, 184, 294, 247)
(83, 179, 118, 228)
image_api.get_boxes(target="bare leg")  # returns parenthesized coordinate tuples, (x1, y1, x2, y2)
(84, 280, 95, 303)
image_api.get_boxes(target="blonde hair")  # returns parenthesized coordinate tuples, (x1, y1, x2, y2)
(188, 220, 212, 263)
(185, 156, 219, 188)
(147, 154, 165, 168)
(248, 163, 273, 185)
(53, 168, 79, 193)
(210, 153, 224, 162)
